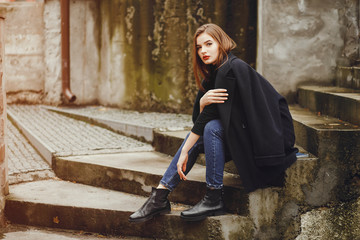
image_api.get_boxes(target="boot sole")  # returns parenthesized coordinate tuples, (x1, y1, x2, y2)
(180, 209, 226, 222)
(129, 209, 171, 223)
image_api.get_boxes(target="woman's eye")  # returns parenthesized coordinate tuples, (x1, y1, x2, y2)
(207, 43, 212, 46)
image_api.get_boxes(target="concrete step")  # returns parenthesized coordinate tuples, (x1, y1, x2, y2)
(2, 224, 142, 240)
(290, 105, 360, 160)
(153, 130, 187, 156)
(298, 85, 360, 125)
(54, 151, 248, 215)
(291, 105, 360, 203)
(5, 180, 254, 240)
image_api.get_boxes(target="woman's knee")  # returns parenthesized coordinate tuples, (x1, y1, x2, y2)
(204, 120, 224, 138)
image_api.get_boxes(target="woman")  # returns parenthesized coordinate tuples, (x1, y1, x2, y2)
(129, 23, 297, 223)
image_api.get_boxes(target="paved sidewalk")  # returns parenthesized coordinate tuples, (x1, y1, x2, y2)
(51, 105, 193, 131)
(7, 118, 55, 185)
(8, 105, 153, 158)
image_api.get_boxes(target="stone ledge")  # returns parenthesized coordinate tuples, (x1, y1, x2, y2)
(54, 152, 248, 215)
(298, 85, 360, 125)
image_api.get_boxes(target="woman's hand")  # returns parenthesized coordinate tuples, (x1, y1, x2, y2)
(177, 150, 189, 181)
(200, 88, 228, 112)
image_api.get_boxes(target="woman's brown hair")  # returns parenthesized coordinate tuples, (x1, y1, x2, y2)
(193, 23, 237, 91)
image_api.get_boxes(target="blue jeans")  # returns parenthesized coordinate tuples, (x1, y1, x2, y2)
(160, 119, 226, 191)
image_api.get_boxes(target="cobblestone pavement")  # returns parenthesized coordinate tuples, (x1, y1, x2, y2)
(8, 105, 153, 157)
(54, 105, 193, 131)
(7, 118, 55, 185)
(5, 104, 191, 184)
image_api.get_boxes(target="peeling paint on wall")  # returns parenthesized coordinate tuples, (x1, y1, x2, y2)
(97, 0, 257, 113)
(125, 6, 135, 44)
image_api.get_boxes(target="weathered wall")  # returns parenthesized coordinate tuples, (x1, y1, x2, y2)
(41, 0, 257, 112)
(97, 0, 256, 112)
(0, 15, 8, 227)
(1, 0, 357, 109)
(1, 2, 45, 104)
(257, 0, 345, 101)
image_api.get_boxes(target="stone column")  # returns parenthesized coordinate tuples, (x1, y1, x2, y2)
(0, 15, 8, 227)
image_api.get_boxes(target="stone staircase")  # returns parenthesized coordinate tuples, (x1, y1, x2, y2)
(4, 85, 360, 239)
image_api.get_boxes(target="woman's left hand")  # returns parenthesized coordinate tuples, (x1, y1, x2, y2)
(177, 150, 188, 181)
(200, 88, 228, 112)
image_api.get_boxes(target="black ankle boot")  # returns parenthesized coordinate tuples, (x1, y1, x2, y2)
(180, 188, 225, 221)
(129, 187, 171, 223)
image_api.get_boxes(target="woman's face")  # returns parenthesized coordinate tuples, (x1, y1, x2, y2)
(196, 33, 219, 65)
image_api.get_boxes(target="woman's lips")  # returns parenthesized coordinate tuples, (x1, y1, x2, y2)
(203, 56, 210, 60)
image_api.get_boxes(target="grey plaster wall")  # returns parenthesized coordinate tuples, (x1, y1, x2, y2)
(257, 0, 345, 101)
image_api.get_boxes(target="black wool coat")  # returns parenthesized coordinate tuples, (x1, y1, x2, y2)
(193, 53, 297, 192)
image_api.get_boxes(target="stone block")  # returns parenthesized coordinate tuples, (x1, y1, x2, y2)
(5, 34, 43, 55)
(298, 86, 360, 125)
(5, 55, 44, 92)
(284, 157, 318, 202)
(2, 2, 45, 98)
(4, 3, 44, 34)
(249, 187, 282, 239)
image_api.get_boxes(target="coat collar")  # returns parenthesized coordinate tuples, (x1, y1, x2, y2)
(214, 52, 237, 136)
(217, 52, 237, 76)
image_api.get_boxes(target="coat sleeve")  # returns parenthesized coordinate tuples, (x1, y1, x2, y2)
(231, 58, 286, 166)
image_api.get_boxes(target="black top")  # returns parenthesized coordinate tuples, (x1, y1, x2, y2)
(191, 68, 220, 136)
